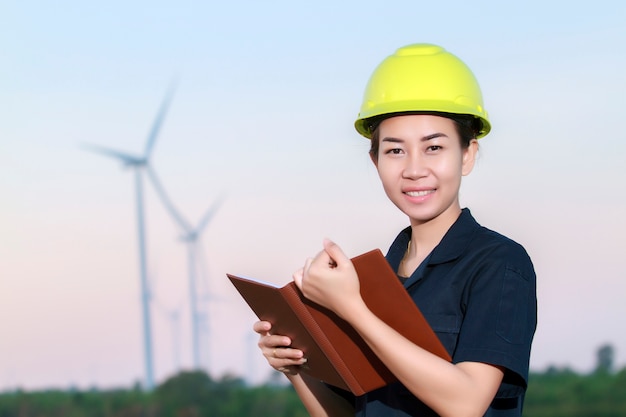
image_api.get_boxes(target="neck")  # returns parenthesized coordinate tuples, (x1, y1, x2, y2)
(408, 205, 462, 260)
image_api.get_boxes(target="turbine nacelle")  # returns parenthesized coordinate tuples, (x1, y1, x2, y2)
(81, 144, 147, 168)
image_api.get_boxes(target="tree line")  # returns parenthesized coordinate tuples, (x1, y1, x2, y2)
(1, 366, 625, 417)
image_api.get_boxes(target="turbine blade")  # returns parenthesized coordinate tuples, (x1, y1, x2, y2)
(143, 79, 178, 160)
(195, 193, 226, 235)
(146, 165, 192, 232)
(80, 143, 142, 165)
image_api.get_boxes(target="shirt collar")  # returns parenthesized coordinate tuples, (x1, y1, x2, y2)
(396, 208, 479, 288)
(386, 208, 481, 271)
(428, 208, 480, 265)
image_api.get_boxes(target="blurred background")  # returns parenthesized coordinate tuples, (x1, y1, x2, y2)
(1, 0, 625, 394)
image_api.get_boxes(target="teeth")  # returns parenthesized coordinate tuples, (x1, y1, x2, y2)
(406, 190, 433, 197)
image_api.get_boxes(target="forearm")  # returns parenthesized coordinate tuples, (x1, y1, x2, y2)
(286, 373, 354, 417)
(294, 241, 501, 415)
(342, 301, 502, 417)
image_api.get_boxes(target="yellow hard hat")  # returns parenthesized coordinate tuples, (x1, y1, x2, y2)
(355, 44, 491, 139)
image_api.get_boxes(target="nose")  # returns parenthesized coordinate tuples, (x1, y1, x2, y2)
(402, 153, 428, 179)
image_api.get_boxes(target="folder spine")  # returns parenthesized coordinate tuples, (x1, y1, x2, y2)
(281, 284, 364, 394)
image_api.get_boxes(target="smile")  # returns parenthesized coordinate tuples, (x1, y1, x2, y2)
(405, 190, 435, 197)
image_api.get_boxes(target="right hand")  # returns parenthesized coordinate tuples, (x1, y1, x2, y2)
(253, 320, 307, 375)
(293, 239, 363, 321)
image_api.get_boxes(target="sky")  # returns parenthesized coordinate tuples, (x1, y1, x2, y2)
(1, 0, 626, 391)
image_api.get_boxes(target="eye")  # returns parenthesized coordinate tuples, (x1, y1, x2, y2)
(384, 148, 404, 155)
(426, 145, 442, 152)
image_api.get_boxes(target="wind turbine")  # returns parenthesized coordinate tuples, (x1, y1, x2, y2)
(193, 234, 227, 373)
(147, 170, 224, 370)
(83, 84, 176, 390)
(153, 294, 184, 373)
(180, 197, 225, 370)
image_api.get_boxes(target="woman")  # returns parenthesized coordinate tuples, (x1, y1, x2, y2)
(254, 43, 537, 417)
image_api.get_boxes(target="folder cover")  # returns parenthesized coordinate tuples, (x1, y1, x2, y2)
(227, 249, 450, 396)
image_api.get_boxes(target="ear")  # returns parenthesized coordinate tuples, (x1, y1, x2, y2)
(461, 139, 478, 176)
(369, 151, 378, 168)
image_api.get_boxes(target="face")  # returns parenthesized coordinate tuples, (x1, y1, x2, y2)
(372, 114, 477, 227)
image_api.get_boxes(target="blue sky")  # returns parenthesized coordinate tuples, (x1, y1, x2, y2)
(1, 0, 625, 390)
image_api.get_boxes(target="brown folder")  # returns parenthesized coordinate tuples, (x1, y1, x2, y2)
(227, 249, 451, 396)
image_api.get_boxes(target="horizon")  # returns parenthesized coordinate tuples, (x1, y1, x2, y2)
(2, 0, 625, 391)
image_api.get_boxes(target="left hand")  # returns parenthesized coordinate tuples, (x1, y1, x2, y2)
(253, 320, 306, 375)
(293, 239, 364, 320)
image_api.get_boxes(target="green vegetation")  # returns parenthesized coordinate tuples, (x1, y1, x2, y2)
(0, 371, 307, 417)
(2, 367, 625, 416)
(524, 366, 626, 417)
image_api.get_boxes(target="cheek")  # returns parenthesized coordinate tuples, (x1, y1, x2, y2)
(375, 164, 398, 196)
(375, 160, 398, 181)
(439, 153, 465, 175)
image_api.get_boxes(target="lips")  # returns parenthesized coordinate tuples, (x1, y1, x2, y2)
(404, 189, 435, 197)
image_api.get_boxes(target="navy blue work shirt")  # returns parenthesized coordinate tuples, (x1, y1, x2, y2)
(337, 208, 537, 416)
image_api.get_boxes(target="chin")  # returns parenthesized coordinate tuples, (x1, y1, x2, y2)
(403, 204, 459, 225)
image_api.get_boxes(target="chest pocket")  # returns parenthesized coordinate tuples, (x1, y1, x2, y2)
(427, 313, 461, 357)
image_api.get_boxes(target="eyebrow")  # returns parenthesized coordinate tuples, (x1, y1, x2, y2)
(381, 133, 448, 143)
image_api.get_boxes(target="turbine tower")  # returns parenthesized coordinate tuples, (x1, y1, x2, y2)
(153, 295, 184, 373)
(147, 170, 224, 370)
(83, 84, 176, 390)
(179, 197, 224, 369)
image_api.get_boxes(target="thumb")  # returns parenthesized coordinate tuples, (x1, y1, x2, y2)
(293, 257, 313, 289)
(293, 267, 304, 289)
(322, 238, 349, 266)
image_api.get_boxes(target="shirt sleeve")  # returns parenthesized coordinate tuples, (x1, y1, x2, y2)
(452, 239, 537, 397)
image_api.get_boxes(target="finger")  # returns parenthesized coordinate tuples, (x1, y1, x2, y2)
(303, 257, 313, 273)
(322, 238, 349, 266)
(277, 365, 303, 375)
(272, 346, 304, 360)
(259, 334, 291, 350)
(310, 246, 333, 267)
(252, 320, 271, 334)
(293, 267, 303, 289)
(268, 346, 307, 372)
(301, 257, 313, 282)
